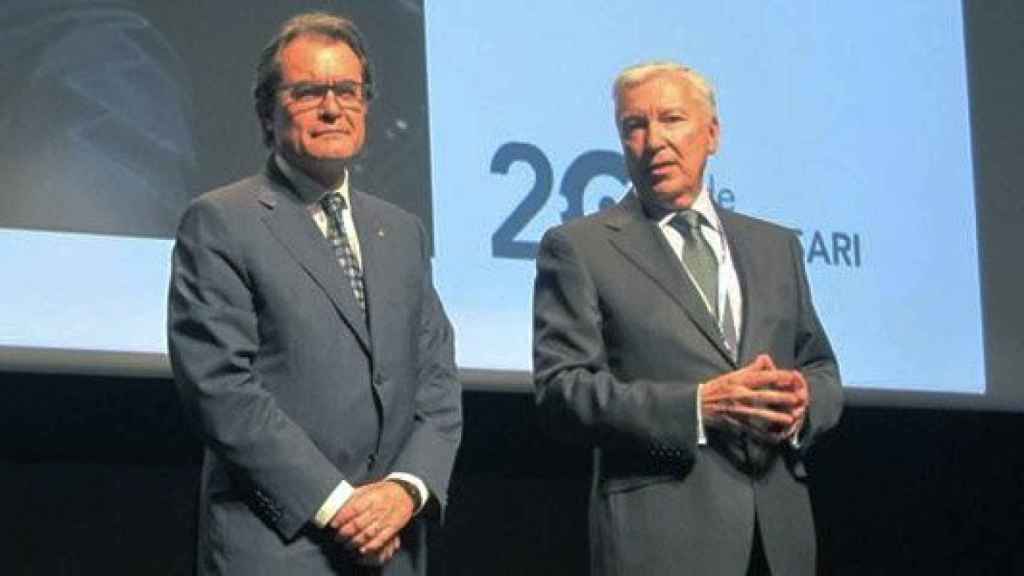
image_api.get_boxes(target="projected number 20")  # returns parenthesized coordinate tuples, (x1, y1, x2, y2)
(491, 142, 627, 260)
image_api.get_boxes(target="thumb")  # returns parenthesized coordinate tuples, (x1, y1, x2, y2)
(744, 353, 776, 372)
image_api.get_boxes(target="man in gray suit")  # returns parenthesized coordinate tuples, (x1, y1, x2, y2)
(168, 13, 461, 575)
(533, 62, 843, 575)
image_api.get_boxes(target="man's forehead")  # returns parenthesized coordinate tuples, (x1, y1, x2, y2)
(280, 36, 358, 70)
(617, 75, 708, 115)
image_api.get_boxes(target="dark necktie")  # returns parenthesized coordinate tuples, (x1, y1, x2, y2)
(320, 192, 366, 312)
(672, 210, 718, 318)
(673, 211, 738, 359)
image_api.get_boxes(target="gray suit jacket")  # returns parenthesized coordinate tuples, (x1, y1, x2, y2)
(533, 194, 842, 576)
(168, 160, 462, 575)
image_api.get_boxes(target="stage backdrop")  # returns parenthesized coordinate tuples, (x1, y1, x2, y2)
(1, 0, 1011, 410)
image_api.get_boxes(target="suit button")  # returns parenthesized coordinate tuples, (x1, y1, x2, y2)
(367, 454, 377, 470)
(373, 374, 383, 387)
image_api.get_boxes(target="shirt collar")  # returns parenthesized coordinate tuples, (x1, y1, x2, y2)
(687, 184, 721, 233)
(274, 153, 350, 207)
(635, 183, 721, 233)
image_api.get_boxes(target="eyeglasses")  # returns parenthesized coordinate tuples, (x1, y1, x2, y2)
(278, 80, 372, 110)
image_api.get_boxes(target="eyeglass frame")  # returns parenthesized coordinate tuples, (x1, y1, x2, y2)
(277, 79, 374, 111)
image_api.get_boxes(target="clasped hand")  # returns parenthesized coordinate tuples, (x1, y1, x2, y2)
(700, 354, 808, 444)
(327, 480, 416, 566)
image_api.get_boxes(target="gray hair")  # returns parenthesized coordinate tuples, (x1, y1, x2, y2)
(612, 61, 717, 117)
(253, 12, 375, 147)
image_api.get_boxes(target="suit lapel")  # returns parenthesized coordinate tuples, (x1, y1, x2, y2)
(606, 195, 735, 364)
(255, 161, 372, 354)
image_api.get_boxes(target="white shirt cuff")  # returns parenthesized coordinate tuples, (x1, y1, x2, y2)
(696, 382, 708, 446)
(387, 472, 430, 513)
(313, 480, 354, 528)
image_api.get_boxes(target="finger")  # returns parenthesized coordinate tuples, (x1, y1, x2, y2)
(702, 383, 794, 411)
(739, 354, 774, 373)
(358, 535, 401, 566)
(754, 354, 776, 370)
(765, 414, 803, 444)
(344, 488, 401, 546)
(744, 354, 775, 372)
(700, 374, 774, 401)
(716, 403, 786, 430)
(792, 369, 807, 385)
(381, 535, 400, 558)
(359, 520, 401, 555)
(707, 373, 791, 400)
(336, 507, 382, 545)
(330, 491, 370, 530)
(739, 369, 800, 390)
(738, 389, 801, 410)
(791, 371, 809, 398)
(724, 404, 795, 428)
(359, 493, 412, 554)
(768, 371, 804, 392)
(748, 410, 798, 441)
(345, 518, 382, 549)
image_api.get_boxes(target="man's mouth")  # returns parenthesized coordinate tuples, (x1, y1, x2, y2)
(312, 129, 349, 138)
(646, 161, 675, 178)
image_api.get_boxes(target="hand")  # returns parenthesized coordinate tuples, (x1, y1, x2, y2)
(700, 354, 803, 444)
(329, 480, 416, 559)
(755, 356, 809, 442)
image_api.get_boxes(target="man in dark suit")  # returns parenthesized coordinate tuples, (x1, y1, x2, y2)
(168, 13, 461, 575)
(533, 62, 843, 575)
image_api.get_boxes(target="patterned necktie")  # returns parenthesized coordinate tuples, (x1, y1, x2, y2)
(672, 210, 718, 319)
(320, 192, 366, 312)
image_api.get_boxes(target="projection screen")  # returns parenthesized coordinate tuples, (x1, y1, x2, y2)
(1, 0, 1021, 411)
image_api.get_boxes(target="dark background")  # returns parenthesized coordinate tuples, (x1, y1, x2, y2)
(0, 0, 432, 239)
(2, 0, 1022, 574)
(1, 378, 1022, 574)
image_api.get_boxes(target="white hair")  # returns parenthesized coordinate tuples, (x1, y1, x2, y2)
(612, 61, 717, 117)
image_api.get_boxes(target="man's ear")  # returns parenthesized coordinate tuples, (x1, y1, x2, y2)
(707, 115, 721, 155)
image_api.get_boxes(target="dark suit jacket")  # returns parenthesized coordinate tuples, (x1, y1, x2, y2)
(168, 160, 462, 575)
(533, 193, 842, 576)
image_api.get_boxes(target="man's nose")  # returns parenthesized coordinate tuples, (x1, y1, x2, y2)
(646, 121, 668, 151)
(319, 89, 343, 120)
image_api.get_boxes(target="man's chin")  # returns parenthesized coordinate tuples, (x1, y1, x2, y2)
(289, 153, 352, 186)
(646, 184, 698, 210)
(299, 151, 356, 169)
(308, 154, 352, 166)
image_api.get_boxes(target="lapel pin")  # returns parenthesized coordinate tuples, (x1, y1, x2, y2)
(377, 228, 385, 238)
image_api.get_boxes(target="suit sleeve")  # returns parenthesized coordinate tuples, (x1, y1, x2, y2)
(789, 233, 844, 452)
(168, 199, 343, 539)
(532, 227, 699, 460)
(390, 220, 462, 514)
